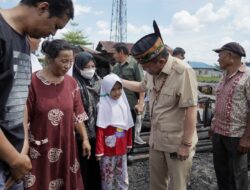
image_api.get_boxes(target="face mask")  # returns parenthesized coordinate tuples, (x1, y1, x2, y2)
(80, 68, 96, 79)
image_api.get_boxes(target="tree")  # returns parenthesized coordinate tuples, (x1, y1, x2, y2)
(62, 22, 92, 46)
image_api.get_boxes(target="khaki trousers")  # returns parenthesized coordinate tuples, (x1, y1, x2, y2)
(149, 148, 195, 190)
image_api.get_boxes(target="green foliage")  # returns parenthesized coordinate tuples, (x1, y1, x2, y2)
(197, 76, 220, 83)
(38, 57, 47, 67)
(62, 22, 92, 46)
(62, 30, 92, 46)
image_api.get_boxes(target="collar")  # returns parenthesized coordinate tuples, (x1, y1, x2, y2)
(120, 55, 130, 65)
(161, 54, 173, 75)
(224, 63, 246, 79)
(238, 63, 247, 72)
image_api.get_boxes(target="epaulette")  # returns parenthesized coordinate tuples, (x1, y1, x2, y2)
(172, 59, 186, 74)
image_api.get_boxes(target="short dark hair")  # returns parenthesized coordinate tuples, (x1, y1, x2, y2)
(173, 47, 185, 56)
(20, 0, 74, 19)
(41, 39, 73, 59)
(113, 43, 129, 55)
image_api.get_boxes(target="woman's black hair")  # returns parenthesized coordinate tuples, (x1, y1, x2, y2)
(41, 39, 73, 59)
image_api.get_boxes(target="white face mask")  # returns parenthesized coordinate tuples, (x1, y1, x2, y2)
(80, 68, 96, 79)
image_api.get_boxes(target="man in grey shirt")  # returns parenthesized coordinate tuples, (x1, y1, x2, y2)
(0, 0, 74, 189)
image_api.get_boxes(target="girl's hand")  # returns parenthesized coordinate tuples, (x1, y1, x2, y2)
(96, 156, 102, 161)
(82, 140, 91, 159)
(127, 148, 131, 153)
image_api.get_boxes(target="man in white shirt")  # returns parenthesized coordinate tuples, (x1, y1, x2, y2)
(28, 37, 42, 72)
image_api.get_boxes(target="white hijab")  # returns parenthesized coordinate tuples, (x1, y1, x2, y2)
(96, 73, 134, 130)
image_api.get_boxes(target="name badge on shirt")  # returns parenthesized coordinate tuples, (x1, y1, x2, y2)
(115, 128, 125, 138)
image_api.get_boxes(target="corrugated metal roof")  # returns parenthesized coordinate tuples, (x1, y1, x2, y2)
(188, 61, 216, 69)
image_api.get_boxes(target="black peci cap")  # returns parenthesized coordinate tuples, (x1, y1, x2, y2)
(131, 20, 165, 64)
(213, 42, 246, 57)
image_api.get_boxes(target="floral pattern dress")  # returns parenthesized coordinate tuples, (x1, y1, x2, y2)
(24, 71, 88, 190)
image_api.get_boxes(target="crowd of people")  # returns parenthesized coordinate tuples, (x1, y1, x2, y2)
(1, 1, 250, 190)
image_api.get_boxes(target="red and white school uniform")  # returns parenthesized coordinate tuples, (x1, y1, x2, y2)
(96, 126, 132, 156)
(96, 74, 134, 190)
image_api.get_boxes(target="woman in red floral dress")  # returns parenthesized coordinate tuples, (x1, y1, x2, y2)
(24, 40, 91, 190)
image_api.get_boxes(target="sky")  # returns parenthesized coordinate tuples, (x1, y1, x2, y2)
(1, 0, 250, 65)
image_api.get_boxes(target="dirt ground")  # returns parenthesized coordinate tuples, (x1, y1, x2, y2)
(128, 153, 217, 190)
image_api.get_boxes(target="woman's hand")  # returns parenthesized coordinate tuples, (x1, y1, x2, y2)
(82, 140, 91, 159)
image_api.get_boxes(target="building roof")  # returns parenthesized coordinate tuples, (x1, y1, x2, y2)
(95, 40, 174, 55)
(188, 61, 217, 69)
(96, 41, 134, 54)
(80, 46, 101, 54)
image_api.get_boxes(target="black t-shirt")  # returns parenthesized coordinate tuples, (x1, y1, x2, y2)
(0, 14, 31, 161)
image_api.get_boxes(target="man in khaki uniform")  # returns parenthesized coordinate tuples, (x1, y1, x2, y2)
(122, 20, 198, 190)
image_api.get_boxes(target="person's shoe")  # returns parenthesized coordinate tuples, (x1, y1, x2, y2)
(135, 136, 146, 145)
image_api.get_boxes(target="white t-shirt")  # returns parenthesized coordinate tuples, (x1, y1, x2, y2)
(31, 53, 42, 73)
(67, 66, 73, 76)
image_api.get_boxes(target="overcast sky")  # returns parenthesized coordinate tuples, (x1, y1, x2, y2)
(1, 0, 250, 65)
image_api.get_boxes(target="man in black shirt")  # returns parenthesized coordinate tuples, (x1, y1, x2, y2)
(0, 1, 74, 189)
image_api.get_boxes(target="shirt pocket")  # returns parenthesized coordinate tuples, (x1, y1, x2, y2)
(121, 69, 134, 80)
(160, 87, 176, 106)
(165, 130, 183, 145)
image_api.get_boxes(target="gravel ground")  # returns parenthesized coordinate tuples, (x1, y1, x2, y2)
(128, 160, 149, 190)
(128, 153, 217, 190)
(188, 153, 217, 190)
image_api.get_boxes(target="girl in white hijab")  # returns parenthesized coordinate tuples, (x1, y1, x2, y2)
(96, 73, 133, 190)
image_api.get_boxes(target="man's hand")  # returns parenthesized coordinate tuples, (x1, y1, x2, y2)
(82, 140, 91, 159)
(9, 154, 32, 181)
(5, 151, 31, 189)
(177, 144, 190, 161)
(237, 135, 250, 154)
(5, 176, 15, 190)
